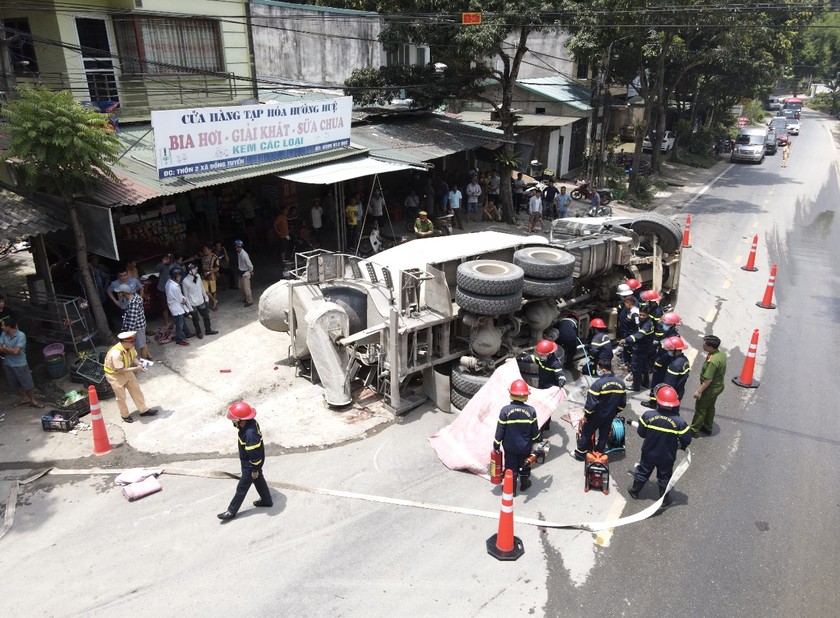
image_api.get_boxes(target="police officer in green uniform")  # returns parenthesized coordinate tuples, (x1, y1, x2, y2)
(691, 335, 726, 437)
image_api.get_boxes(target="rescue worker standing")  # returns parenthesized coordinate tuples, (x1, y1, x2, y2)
(644, 335, 690, 408)
(691, 335, 727, 438)
(628, 385, 691, 508)
(621, 302, 654, 392)
(103, 331, 158, 423)
(583, 317, 613, 376)
(493, 380, 541, 494)
(617, 291, 638, 370)
(655, 311, 682, 342)
(218, 402, 273, 521)
(573, 359, 626, 461)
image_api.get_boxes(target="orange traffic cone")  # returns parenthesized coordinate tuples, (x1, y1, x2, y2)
(741, 234, 759, 272)
(732, 329, 760, 389)
(486, 469, 524, 561)
(682, 215, 692, 248)
(89, 385, 112, 455)
(756, 264, 778, 309)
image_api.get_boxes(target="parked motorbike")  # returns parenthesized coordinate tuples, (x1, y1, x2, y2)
(569, 180, 613, 205)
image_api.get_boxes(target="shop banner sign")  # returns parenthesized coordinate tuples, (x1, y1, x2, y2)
(151, 97, 352, 179)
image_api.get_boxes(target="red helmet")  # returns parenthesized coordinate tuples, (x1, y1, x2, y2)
(641, 289, 662, 302)
(626, 278, 641, 290)
(662, 336, 688, 351)
(590, 318, 606, 329)
(655, 385, 680, 408)
(661, 311, 682, 326)
(535, 340, 557, 355)
(509, 379, 531, 398)
(227, 401, 256, 421)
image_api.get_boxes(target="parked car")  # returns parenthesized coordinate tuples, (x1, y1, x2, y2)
(619, 124, 637, 141)
(765, 127, 778, 154)
(731, 126, 767, 163)
(786, 118, 800, 135)
(767, 117, 789, 146)
(765, 97, 782, 111)
(642, 130, 676, 153)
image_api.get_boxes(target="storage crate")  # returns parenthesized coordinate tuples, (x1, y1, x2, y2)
(75, 357, 105, 384)
(41, 409, 80, 432)
(55, 394, 90, 418)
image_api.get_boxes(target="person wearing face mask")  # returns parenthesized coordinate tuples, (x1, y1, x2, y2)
(644, 335, 689, 408)
(572, 358, 627, 461)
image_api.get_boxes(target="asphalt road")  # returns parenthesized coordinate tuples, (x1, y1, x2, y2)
(557, 111, 840, 618)
(2, 114, 839, 617)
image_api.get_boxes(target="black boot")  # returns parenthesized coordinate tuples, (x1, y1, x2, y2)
(631, 373, 643, 392)
(520, 477, 532, 491)
(641, 372, 650, 388)
(628, 479, 644, 499)
(659, 487, 672, 508)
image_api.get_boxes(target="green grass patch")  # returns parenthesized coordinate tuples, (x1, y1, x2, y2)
(679, 151, 720, 168)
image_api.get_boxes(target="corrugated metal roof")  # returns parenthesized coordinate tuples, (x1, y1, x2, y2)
(516, 76, 592, 112)
(94, 124, 366, 207)
(0, 187, 69, 242)
(457, 111, 582, 129)
(350, 115, 505, 167)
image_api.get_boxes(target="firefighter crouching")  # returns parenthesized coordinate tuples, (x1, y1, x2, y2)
(493, 380, 541, 495)
(573, 358, 627, 461)
(518, 339, 566, 389)
(627, 385, 691, 508)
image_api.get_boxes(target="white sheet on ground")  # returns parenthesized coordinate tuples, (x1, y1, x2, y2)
(429, 358, 566, 475)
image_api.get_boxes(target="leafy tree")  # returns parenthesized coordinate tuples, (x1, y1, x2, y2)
(342, 1, 570, 222)
(3, 87, 122, 340)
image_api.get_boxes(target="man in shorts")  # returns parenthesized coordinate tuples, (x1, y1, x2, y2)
(0, 317, 44, 408)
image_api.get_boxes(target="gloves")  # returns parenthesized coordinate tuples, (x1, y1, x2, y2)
(516, 354, 530, 363)
(493, 445, 501, 453)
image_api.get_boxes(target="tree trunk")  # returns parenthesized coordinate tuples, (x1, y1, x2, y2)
(67, 200, 111, 342)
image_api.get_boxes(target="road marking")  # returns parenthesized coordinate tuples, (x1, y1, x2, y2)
(685, 163, 733, 207)
(705, 307, 718, 323)
(685, 348, 699, 367)
(593, 495, 627, 547)
(734, 255, 743, 264)
(722, 278, 732, 289)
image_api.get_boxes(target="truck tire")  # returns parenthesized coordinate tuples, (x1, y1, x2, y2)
(456, 260, 524, 296)
(450, 389, 472, 411)
(514, 247, 576, 280)
(455, 288, 522, 316)
(627, 213, 683, 254)
(522, 275, 574, 298)
(451, 365, 491, 396)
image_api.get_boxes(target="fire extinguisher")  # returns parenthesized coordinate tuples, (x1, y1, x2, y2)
(490, 449, 503, 485)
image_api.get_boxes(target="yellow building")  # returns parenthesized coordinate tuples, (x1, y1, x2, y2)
(2, 0, 253, 119)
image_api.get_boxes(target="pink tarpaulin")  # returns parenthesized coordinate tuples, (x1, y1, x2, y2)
(429, 359, 566, 475)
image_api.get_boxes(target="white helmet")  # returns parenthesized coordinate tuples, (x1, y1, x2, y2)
(616, 283, 633, 297)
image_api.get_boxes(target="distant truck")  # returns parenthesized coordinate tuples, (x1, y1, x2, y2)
(260, 214, 683, 414)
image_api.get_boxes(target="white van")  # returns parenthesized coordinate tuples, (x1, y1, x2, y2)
(731, 127, 767, 163)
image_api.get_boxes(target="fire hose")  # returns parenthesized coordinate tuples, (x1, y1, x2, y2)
(1, 450, 690, 542)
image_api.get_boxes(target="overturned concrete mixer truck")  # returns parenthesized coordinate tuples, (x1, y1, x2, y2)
(259, 213, 683, 414)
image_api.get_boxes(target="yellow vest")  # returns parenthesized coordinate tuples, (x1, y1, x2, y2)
(103, 343, 136, 374)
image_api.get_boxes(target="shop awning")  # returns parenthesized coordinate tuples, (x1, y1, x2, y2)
(0, 187, 69, 242)
(277, 156, 415, 185)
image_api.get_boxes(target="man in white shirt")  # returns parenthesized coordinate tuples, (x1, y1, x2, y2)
(448, 184, 464, 230)
(528, 189, 543, 233)
(465, 178, 482, 223)
(182, 263, 219, 339)
(235, 240, 255, 307)
(166, 267, 194, 346)
(369, 189, 386, 227)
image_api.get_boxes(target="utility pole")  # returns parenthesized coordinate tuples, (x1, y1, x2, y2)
(0, 18, 19, 101)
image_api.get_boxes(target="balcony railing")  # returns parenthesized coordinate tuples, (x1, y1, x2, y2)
(11, 71, 250, 116)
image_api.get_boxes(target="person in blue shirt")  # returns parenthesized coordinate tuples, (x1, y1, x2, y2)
(107, 266, 143, 310)
(0, 317, 43, 408)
